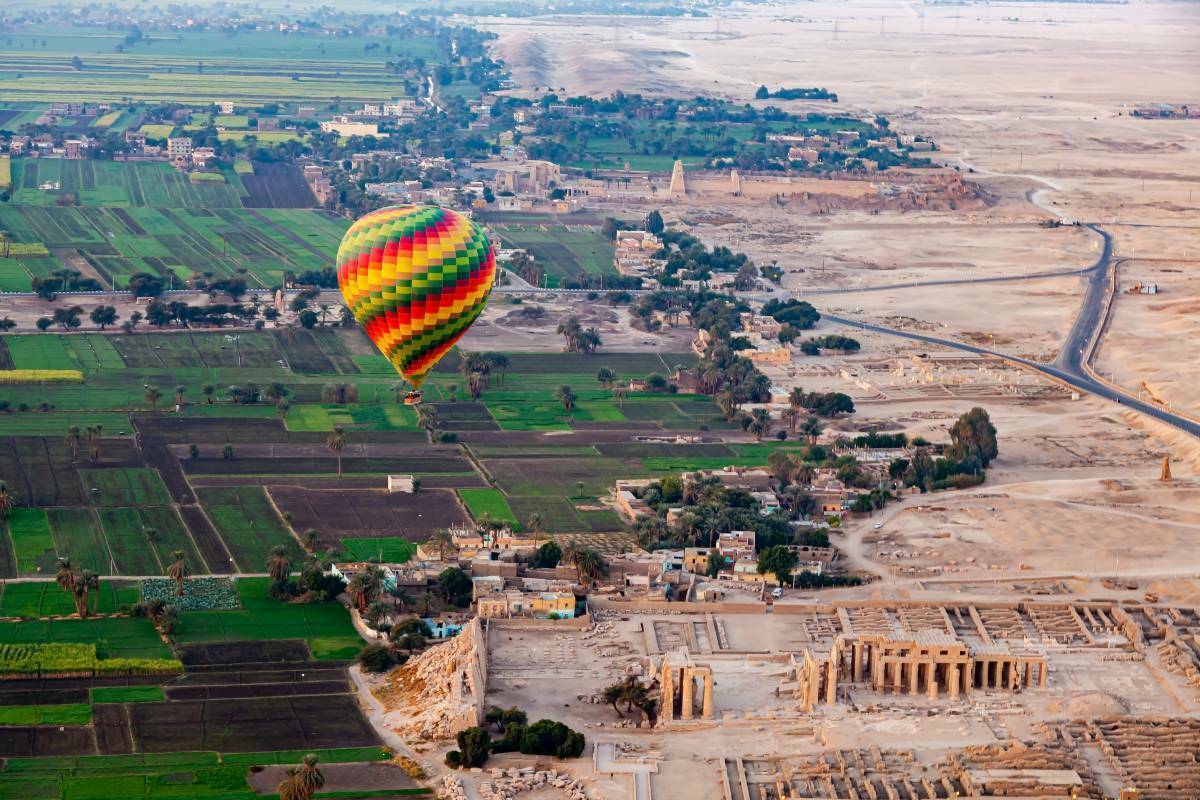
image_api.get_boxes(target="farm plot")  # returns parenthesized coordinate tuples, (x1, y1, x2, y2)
(8, 508, 56, 576)
(195, 488, 299, 573)
(267, 486, 468, 548)
(77, 468, 172, 507)
(0, 438, 88, 508)
(0, 748, 396, 800)
(458, 488, 519, 528)
(338, 537, 416, 563)
(0, 616, 171, 660)
(0, 204, 340, 290)
(171, 579, 363, 660)
(238, 162, 317, 208)
(4, 160, 244, 208)
(490, 224, 615, 286)
(46, 508, 110, 575)
(483, 453, 635, 498)
(95, 506, 203, 576)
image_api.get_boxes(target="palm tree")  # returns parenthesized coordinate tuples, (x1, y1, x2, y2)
(555, 384, 577, 413)
(144, 385, 163, 410)
(748, 408, 772, 441)
(781, 406, 799, 436)
(86, 424, 103, 462)
(419, 591, 435, 616)
(428, 529, 455, 561)
(595, 367, 616, 390)
(488, 352, 510, 385)
(799, 415, 823, 445)
(202, 384, 215, 404)
(561, 538, 580, 570)
(326, 427, 346, 478)
(556, 315, 582, 352)
(266, 545, 292, 584)
(55, 558, 76, 609)
(64, 426, 81, 463)
(573, 547, 607, 584)
(292, 754, 325, 799)
(166, 550, 189, 596)
(0, 230, 10, 259)
(173, 385, 187, 407)
(77, 569, 99, 618)
(0, 483, 14, 521)
(526, 513, 543, 547)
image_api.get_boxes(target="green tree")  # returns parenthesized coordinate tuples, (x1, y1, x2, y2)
(757, 544, 798, 586)
(455, 725, 492, 768)
(438, 566, 471, 602)
(595, 366, 616, 389)
(89, 305, 118, 330)
(948, 406, 999, 467)
(144, 385, 163, 410)
(748, 407, 772, 441)
(645, 209, 664, 234)
(755, 84, 770, 99)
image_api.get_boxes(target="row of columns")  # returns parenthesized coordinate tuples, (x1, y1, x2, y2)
(873, 657, 967, 700)
(973, 657, 1048, 690)
(661, 662, 714, 722)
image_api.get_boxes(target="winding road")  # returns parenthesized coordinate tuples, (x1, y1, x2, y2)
(821, 222, 1199, 438)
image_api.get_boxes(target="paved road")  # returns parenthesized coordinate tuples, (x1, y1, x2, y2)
(821, 221, 1198, 438)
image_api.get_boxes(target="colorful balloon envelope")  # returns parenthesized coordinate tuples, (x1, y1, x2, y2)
(336, 205, 496, 393)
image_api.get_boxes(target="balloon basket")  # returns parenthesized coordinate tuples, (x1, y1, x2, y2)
(404, 391, 423, 405)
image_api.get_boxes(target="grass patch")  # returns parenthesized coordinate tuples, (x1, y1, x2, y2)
(8, 508, 56, 575)
(457, 488, 519, 528)
(91, 685, 165, 704)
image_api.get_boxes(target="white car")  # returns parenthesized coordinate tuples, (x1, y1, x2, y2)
(771, 587, 784, 598)
(874, 522, 883, 530)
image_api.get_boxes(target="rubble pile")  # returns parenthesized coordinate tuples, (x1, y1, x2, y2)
(373, 619, 485, 741)
(437, 775, 466, 800)
(480, 767, 591, 800)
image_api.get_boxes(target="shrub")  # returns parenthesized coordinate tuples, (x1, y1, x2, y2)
(356, 644, 394, 673)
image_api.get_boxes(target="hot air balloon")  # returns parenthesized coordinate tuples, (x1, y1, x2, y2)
(336, 205, 496, 404)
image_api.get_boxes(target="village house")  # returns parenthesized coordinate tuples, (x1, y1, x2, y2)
(167, 136, 193, 166)
(613, 479, 655, 522)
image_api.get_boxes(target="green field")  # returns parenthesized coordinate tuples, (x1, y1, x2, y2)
(91, 685, 166, 703)
(338, 537, 416, 563)
(0, 616, 171, 659)
(0, 747, 403, 800)
(8, 508, 56, 575)
(0, 180, 345, 289)
(490, 223, 615, 286)
(172, 578, 361, 660)
(458, 488, 520, 528)
(0, 703, 92, 725)
(0, 25, 444, 104)
(197, 487, 300, 572)
(79, 468, 172, 506)
(0, 580, 139, 618)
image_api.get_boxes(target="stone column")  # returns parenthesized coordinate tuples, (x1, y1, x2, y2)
(949, 665, 960, 699)
(701, 671, 714, 719)
(927, 667, 939, 701)
(1039, 661, 1048, 688)
(661, 665, 675, 722)
(853, 642, 864, 683)
(909, 660, 921, 695)
(961, 661, 971, 697)
(681, 669, 695, 719)
(893, 660, 903, 693)
(825, 661, 837, 705)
